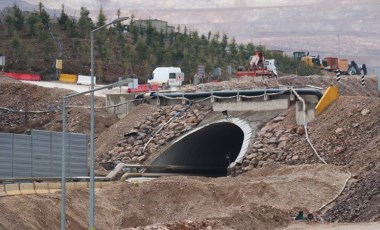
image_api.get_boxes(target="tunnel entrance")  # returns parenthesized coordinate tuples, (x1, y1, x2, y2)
(149, 118, 252, 177)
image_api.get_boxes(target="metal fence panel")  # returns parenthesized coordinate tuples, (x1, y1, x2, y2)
(31, 130, 52, 177)
(69, 133, 88, 176)
(0, 130, 87, 178)
(0, 133, 13, 178)
(13, 134, 32, 177)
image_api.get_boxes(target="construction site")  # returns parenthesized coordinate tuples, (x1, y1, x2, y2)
(0, 71, 379, 230)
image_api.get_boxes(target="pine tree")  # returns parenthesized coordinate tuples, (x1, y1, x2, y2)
(58, 4, 69, 30)
(78, 7, 93, 39)
(13, 4, 24, 32)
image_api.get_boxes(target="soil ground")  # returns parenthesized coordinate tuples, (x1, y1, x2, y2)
(0, 73, 379, 229)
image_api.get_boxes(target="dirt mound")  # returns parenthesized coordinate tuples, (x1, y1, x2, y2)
(323, 164, 380, 222)
(0, 77, 118, 136)
(0, 164, 347, 230)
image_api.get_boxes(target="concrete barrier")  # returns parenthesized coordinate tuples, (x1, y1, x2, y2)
(20, 183, 36, 195)
(74, 182, 88, 190)
(48, 182, 61, 193)
(34, 182, 50, 194)
(0, 184, 6, 197)
(106, 94, 136, 114)
(66, 182, 75, 190)
(77, 75, 95, 85)
(5, 183, 21, 196)
(60, 73, 78, 83)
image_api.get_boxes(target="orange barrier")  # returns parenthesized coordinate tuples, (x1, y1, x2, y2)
(127, 84, 159, 93)
(4, 72, 41, 81)
(59, 73, 78, 83)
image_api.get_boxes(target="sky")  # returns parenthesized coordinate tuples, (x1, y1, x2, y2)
(13, 0, 380, 71)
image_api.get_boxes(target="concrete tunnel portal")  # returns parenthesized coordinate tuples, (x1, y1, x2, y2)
(149, 118, 252, 176)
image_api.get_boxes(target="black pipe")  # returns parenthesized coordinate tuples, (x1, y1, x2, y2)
(136, 88, 323, 100)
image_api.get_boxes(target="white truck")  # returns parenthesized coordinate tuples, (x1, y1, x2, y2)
(148, 67, 184, 88)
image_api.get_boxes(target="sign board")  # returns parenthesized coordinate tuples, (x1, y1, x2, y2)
(227, 65, 232, 75)
(0, 56, 5, 66)
(128, 78, 138, 89)
(176, 72, 185, 81)
(198, 64, 205, 78)
(56, 59, 62, 69)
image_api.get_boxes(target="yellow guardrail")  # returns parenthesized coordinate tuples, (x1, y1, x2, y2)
(315, 85, 339, 116)
(59, 73, 78, 83)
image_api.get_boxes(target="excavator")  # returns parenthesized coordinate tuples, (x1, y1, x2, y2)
(236, 51, 277, 78)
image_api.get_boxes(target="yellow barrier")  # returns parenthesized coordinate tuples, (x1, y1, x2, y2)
(315, 86, 339, 116)
(0, 184, 6, 197)
(34, 182, 50, 194)
(20, 183, 36, 195)
(59, 73, 78, 83)
(5, 184, 21, 196)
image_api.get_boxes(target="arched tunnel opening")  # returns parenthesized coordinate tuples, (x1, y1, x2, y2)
(148, 121, 249, 177)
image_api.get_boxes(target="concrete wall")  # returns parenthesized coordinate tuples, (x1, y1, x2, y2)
(106, 94, 136, 114)
(296, 95, 319, 125)
(213, 98, 289, 111)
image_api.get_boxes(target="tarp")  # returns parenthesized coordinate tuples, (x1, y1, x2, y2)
(59, 73, 77, 83)
(77, 75, 95, 85)
(4, 72, 41, 81)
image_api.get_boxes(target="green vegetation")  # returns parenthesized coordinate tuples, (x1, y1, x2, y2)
(0, 3, 320, 83)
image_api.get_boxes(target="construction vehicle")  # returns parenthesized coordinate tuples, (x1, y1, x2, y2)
(293, 51, 323, 69)
(236, 51, 277, 78)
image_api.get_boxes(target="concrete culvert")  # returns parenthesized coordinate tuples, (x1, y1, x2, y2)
(149, 118, 252, 176)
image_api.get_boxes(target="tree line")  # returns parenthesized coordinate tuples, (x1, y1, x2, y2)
(0, 3, 320, 82)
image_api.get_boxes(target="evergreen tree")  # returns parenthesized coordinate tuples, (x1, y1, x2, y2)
(5, 12, 14, 37)
(38, 2, 50, 26)
(27, 12, 39, 36)
(58, 4, 69, 30)
(13, 4, 24, 32)
(78, 7, 92, 39)
(97, 7, 106, 27)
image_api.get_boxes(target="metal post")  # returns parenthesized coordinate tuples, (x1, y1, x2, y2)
(90, 30, 95, 230)
(89, 17, 129, 230)
(61, 97, 67, 230)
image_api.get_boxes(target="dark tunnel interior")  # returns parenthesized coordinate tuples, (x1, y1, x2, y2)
(149, 122, 245, 176)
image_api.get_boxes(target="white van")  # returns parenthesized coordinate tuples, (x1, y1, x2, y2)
(148, 67, 184, 87)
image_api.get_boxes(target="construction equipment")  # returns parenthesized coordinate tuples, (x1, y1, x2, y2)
(293, 51, 323, 69)
(236, 51, 277, 78)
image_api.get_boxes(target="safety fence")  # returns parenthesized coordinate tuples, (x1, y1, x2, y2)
(0, 130, 87, 178)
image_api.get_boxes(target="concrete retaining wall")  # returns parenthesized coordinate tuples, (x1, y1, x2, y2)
(106, 94, 136, 114)
(213, 98, 289, 111)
